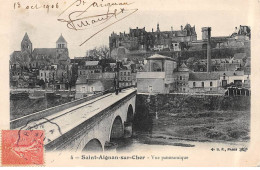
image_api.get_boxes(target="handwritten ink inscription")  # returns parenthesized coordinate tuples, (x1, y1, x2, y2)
(57, 0, 138, 46)
(13, 1, 60, 12)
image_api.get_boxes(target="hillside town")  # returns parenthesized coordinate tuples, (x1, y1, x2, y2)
(9, 24, 251, 99)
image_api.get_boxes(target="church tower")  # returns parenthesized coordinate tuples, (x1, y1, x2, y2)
(157, 23, 160, 32)
(56, 34, 70, 65)
(21, 33, 32, 54)
(56, 34, 67, 49)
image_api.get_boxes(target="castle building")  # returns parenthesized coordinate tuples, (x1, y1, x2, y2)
(109, 23, 197, 53)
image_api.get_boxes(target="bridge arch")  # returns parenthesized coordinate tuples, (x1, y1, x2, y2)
(82, 138, 103, 152)
(110, 116, 124, 141)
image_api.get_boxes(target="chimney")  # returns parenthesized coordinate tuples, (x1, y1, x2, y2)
(207, 27, 212, 72)
(181, 25, 183, 31)
(152, 28, 154, 32)
(171, 26, 173, 32)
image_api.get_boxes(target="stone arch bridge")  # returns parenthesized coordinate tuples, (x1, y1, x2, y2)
(10, 88, 136, 152)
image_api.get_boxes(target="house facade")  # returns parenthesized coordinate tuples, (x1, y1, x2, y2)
(173, 63, 190, 92)
(136, 54, 177, 94)
(75, 73, 115, 98)
(218, 71, 245, 87)
(119, 69, 132, 87)
(188, 72, 220, 93)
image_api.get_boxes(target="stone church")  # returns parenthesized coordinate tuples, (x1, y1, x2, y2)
(10, 33, 70, 69)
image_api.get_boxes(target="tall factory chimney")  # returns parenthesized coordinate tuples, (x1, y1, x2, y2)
(207, 27, 211, 72)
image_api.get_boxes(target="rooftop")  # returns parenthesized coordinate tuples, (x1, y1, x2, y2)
(189, 72, 220, 81)
(216, 71, 245, 76)
(233, 53, 246, 59)
(56, 34, 67, 43)
(147, 54, 173, 61)
(85, 61, 99, 66)
(136, 72, 165, 79)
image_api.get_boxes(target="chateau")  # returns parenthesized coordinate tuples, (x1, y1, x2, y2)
(109, 24, 251, 61)
(109, 23, 197, 52)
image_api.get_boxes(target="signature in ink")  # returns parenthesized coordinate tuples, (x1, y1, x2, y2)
(57, 0, 138, 46)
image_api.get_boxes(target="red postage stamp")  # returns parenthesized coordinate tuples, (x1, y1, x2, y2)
(1, 130, 44, 166)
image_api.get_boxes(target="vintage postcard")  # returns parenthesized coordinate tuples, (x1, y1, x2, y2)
(0, 0, 260, 167)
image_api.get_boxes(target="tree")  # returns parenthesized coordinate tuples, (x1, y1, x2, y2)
(37, 79, 45, 89)
(86, 45, 110, 60)
(68, 64, 78, 90)
(98, 58, 116, 72)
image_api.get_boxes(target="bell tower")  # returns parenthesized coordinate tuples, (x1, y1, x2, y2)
(21, 32, 32, 54)
(56, 34, 67, 49)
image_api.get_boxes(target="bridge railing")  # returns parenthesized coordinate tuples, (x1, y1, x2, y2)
(103, 85, 136, 95)
(10, 92, 104, 129)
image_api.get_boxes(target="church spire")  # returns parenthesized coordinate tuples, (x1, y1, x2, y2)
(21, 32, 32, 53)
(22, 32, 32, 44)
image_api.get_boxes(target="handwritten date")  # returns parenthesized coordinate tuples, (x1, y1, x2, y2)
(13, 1, 59, 13)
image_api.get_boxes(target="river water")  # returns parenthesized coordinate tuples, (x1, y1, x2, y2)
(113, 114, 249, 153)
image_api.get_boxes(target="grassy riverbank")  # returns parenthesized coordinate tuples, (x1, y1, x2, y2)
(134, 94, 250, 144)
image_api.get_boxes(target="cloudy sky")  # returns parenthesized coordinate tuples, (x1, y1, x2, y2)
(6, 0, 252, 58)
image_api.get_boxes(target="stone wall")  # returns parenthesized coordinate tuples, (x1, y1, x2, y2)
(135, 94, 250, 118)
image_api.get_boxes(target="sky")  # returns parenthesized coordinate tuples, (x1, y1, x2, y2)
(7, 0, 251, 58)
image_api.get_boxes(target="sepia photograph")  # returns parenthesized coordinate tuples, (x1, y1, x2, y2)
(0, 0, 259, 167)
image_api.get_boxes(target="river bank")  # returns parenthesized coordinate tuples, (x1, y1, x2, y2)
(133, 94, 250, 145)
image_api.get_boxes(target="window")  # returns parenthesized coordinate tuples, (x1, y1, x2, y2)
(121, 72, 123, 75)
(193, 82, 196, 87)
(80, 71, 82, 75)
(210, 82, 213, 86)
(41, 73, 43, 77)
(128, 72, 130, 75)
(148, 86, 153, 93)
(81, 86, 85, 92)
(202, 82, 204, 87)
(124, 72, 126, 76)
(128, 77, 130, 80)
(180, 76, 182, 80)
